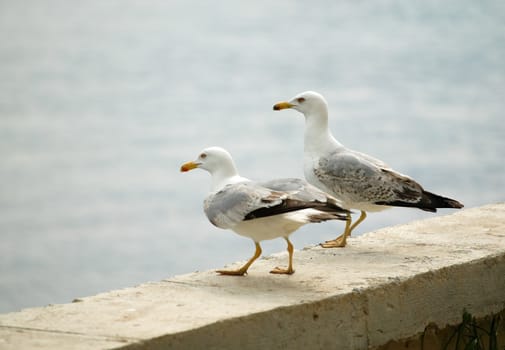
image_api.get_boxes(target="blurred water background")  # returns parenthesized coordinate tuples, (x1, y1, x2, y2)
(1, 0, 504, 313)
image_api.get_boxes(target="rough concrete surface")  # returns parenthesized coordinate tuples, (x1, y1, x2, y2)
(0, 204, 504, 350)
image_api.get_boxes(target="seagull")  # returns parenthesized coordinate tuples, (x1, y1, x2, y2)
(180, 146, 349, 275)
(273, 91, 464, 248)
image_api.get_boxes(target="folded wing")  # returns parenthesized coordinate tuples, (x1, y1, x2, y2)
(204, 179, 348, 229)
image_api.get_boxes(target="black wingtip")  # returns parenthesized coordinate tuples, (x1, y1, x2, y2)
(308, 212, 348, 223)
(423, 191, 464, 210)
(376, 191, 463, 212)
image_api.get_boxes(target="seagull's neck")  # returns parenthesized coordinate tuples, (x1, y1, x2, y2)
(210, 163, 248, 192)
(303, 110, 342, 153)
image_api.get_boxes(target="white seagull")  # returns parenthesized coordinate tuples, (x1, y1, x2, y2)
(180, 146, 349, 275)
(273, 91, 463, 248)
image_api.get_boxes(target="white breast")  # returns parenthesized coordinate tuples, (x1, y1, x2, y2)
(231, 211, 318, 242)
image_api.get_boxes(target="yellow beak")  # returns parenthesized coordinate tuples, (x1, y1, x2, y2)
(180, 161, 199, 172)
(273, 101, 294, 110)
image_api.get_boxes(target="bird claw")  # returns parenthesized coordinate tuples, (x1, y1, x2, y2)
(216, 269, 248, 276)
(320, 235, 347, 248)
(269, 266, 295, 275)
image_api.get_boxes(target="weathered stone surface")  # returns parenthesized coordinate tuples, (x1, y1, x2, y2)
(1, 204, 504, 349)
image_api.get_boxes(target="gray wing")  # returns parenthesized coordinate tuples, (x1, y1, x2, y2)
(250, 178, 348, 219)
(315, 150, 424, 204)
(203, 182, 285, 229)
(204, 179, 348, 229)
(260, 178, 331, 203)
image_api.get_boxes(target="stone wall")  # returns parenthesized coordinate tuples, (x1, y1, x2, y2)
(1, 204, 504, 350)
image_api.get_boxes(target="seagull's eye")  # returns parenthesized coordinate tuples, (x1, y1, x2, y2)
(297, 97, 305, 103)
(200, 153, 207, 159)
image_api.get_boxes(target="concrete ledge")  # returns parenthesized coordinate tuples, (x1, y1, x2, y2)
(1, 204, 504, 350)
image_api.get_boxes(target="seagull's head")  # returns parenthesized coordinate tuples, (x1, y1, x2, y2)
(180, 146, 235, 174)
(273, 91, 328, 118)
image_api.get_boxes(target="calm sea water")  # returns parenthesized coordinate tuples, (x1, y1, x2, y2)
(1, 1, 504, 313)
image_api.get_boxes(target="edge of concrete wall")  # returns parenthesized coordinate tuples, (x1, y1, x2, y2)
(1, 203, 504, 350)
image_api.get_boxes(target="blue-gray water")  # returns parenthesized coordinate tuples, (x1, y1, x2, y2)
(1, 1, 504, 313)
